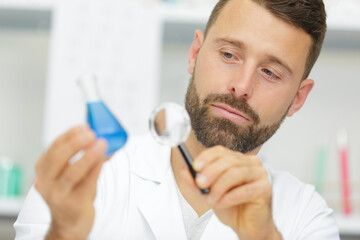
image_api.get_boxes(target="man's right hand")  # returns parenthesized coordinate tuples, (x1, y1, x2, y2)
(34, 124, 107, 240)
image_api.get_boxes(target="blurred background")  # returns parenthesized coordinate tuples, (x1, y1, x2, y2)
(0, 0, 359, 239)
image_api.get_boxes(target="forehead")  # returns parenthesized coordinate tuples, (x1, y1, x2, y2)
(207, 0, 312, 78)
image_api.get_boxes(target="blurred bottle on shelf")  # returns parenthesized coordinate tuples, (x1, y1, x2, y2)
(337, 129, 352, 216)
(0, 156, 22, 198)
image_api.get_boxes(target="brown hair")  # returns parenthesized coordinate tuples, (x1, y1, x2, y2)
(204, 0, 327, 79)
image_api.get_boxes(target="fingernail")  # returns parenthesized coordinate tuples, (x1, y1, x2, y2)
(196, 174, 207, 185)
(193, 161, 204, 171)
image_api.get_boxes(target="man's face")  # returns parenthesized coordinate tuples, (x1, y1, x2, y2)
(185, 0, 313, 153)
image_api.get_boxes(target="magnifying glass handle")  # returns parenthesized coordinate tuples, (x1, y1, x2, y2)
(178, 144, 210, 194)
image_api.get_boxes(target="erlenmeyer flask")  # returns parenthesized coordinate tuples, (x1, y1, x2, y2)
(78, 74, 127, 156)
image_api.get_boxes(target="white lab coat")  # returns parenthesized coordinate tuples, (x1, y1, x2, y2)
(14, 134, 340, 239)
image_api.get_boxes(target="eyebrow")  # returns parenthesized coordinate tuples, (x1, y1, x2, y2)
(215, 38, 294, 75)
(216, 38, 246, 50)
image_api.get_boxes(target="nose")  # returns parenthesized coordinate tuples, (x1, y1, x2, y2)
(227, 62, 257, 100)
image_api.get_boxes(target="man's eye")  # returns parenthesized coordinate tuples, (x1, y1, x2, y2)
(263, 69, 279, 79)
(223, 52, 233, 59)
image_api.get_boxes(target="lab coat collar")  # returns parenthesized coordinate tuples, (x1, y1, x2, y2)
(136, 167, 238, 240)
(130, 134, 187, 239)
(137, 168, 188, 240)
(201, 214, 239, 239)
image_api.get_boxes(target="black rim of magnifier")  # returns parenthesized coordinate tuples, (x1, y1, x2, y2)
(178, 143, 210, 194)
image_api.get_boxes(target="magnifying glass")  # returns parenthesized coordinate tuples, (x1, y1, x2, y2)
(149, 102, 210, 194)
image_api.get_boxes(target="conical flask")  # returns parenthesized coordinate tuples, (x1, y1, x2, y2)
(78, 74, 127, 156)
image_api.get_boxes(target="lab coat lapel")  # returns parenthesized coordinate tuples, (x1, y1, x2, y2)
(201, 214, 239, 239)
(137, 168, 187, 240)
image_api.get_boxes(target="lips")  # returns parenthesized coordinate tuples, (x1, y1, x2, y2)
(210, 103, 250, 124)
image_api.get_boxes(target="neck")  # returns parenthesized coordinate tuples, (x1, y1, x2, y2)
(183, 129, 206, 158)
(171, 130, 210, 217)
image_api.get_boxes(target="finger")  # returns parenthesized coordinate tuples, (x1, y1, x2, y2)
(206, 166, 265, 204)
(44, 124, 90, 161)
(36, 125, 86, 175)
(50, 127, 96, 177)
(37, 125, 90, 177)
(35, 125, 91, 192)
(180, 164, 198, 191)
(47, 124, 90, 154)
(75, 154, 106, 199)
(57, 139, 107, 194)
(193, 145, 228, 171)
(38, 125, 96, 180)
(195, 155, 240, 189)
(195, 153, 263, 189)
(193, 146, 261, 172)
(213, 179, 271, 209)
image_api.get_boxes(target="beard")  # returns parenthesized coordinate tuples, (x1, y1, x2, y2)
(185, 75, 287, 153)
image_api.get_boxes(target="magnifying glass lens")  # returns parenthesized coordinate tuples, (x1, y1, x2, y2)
(149, 102, 210, 195)
(149, 103, 191, 147)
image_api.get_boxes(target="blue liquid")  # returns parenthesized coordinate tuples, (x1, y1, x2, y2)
(87, 101, 127, 156)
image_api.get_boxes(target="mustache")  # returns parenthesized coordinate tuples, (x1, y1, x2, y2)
(203, 93, 260, 125)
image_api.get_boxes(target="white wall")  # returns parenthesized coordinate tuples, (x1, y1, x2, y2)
(0, 29, 49, 193)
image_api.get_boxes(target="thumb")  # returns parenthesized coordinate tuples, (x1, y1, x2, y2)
(180, 164, 198, 191)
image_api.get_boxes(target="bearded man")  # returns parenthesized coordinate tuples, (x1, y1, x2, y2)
(15, 0, 339, 239)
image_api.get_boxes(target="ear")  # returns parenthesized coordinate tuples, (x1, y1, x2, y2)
(286, 79, 314, 117)
(188, 30, 204, 75)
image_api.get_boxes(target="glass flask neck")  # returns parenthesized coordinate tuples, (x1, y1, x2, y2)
(77, 74, 101, 102)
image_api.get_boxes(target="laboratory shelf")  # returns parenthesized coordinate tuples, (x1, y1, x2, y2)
(336, 214, 360, 235)
(327, 17, 360, 31)
(159, 3, 360, 31)
(158, 3, 212, 24)
(0, 1, 359, 31)
(0, 197, 24, 217)
(0, 0, 53, 10)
